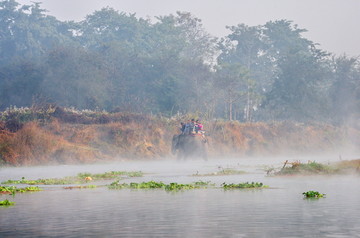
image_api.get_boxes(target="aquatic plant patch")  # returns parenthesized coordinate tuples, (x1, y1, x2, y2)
(1, 177, 81, 185)
(78, 171, 143, 180)
(1, 171, 143, 185)
(221, 182, 268, 189)
(164, 183, 196, 191)
(108, 180, 214, 191)
(0, 185, 42, 195)
(302, 191, 325, 198)
(17, 186, 42, 192)
(107, 181, 128, 189)
(109, 181, 166, 189)
(193, 181, 215, 187)
(63, 185, 98, 189)
(0, 186, 16, 195)
(193, 168, 246, 176)
(274, 161, 338, 175)
(0, 199, 15, 206)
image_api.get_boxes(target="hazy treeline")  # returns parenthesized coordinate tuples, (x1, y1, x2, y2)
(1, 0, 359, 125)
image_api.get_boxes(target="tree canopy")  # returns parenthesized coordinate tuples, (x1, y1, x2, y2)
(1, 0, 359, 125)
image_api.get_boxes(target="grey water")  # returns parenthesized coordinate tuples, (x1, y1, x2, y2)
(0, 157, 359, 238)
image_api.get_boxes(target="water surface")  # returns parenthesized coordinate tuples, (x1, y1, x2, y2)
(1, 157, 359, 237)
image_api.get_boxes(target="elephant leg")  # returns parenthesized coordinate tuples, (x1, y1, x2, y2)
(202, 150, 208, 161)
(171, 135, 179, 155)
(177, 150, 184, 160)
(201, 142, 208, 161)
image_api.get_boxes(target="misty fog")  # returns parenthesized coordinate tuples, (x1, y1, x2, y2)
(1, 1, 360, 237)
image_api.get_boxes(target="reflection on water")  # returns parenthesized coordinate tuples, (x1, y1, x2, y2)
(0, 157, 359, 237)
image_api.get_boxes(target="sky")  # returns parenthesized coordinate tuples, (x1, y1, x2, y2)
(17, 0, 360, 56)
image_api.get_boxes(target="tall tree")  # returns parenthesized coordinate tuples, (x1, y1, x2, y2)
(141, 12, 216, 115)
(215, 63, 249, 120)
(329, 55, 360, 125)
(0, 60, 44, 109)
(41, 46, 109, 109)
(0, 0, 76, 64)
(262, 20, 330, 121)
(217, 24, 269, 121)
(79, 7, 150, 51)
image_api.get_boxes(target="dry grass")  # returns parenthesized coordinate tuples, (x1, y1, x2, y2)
(335, 159, 360, 171)
(206, 121, 360, 157)
(0, 122, 105, 165)
(0, 131, 18, 165)
(1, 110, 360, 166)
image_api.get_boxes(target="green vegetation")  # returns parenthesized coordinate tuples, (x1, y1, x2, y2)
(63, 185, 98, 189)
(221, 182, 267, 189)
(108, 180, 214, 191)
(274, 161, 338, 175)
(2, 177, 81, 185)
(270, 159, 360, 176)
(165, 183, 197, 191)
(78, 171, 143, 180)
(194, 168, 246, 176)
(0, 185, 42, 195)
(109, 180, 265, 191)
(0, 199, 15, 206)
(303, 191, 326, 198)
(1, 171, 143, 185)
(107, 181, 129, 190)
(193, 181, 215, 187)
(0, 1, 359, 125)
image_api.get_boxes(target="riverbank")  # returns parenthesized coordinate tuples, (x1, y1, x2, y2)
(1, 107, 359, 166)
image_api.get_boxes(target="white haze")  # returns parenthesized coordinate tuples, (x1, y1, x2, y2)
(0, 155, 349, 182)
(16, 0, 360, 56)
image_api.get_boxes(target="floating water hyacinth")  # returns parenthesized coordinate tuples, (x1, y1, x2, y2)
(108, 180, 214, 191)
(0, 186, 42, 195)
(302, 191, 326, 198)
(1, 171, 143, 185)
(221, 182, 268, 189)
(0, 199, 15, 206)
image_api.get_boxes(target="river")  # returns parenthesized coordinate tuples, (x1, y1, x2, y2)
(0, 156, 359, 237)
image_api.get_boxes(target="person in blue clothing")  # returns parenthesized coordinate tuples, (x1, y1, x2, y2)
(180, 122, 185, 133)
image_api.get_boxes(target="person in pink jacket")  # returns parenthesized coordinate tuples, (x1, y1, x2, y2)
(196, 119, 203, 133)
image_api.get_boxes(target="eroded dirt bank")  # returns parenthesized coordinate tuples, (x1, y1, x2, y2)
(1, 110, 359, 166)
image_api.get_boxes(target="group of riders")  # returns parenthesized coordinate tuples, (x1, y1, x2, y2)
(172, 118, 207, 159)
(179, 119, 204, 135)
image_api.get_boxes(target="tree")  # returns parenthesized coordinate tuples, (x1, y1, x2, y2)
(215, 63, 249, 120)
(41, 46, 109, 109)
(265, 50, 329, 120)
(0, 0, 76, 64)
(217, 24, 269, 121)
(263, 20, 312, 61)
(261, 20, 330, 121)
(0, 60, 44, 109)
(0, 0, 20, 62)
(329, 55, 360, 125)
(135, 12, 216, 115)
(174, 11, 218, 65)
(79, 7, 148, 50)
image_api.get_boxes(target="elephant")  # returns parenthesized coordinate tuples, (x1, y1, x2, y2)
(171, 133, 208, 160)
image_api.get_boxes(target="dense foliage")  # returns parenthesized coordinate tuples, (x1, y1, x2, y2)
(1, 0, 360, 124)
